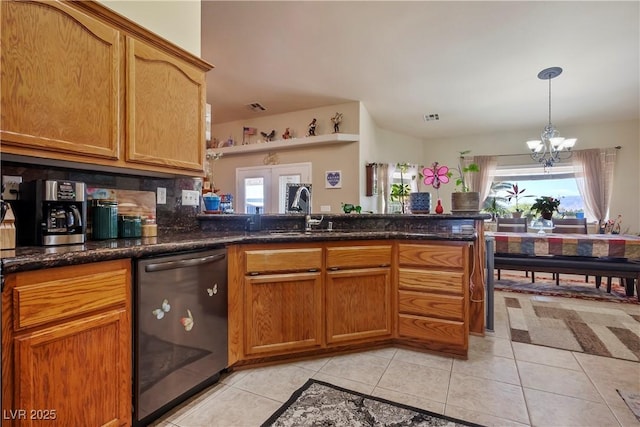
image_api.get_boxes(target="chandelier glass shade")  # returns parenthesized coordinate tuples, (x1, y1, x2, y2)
(526, 67, 577, 169)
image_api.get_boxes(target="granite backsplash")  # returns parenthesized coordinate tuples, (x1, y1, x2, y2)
(1, 161, 202, 232)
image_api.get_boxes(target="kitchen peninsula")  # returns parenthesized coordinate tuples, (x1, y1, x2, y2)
(1, 213, 488, 426)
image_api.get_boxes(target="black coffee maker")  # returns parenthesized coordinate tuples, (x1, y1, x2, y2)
(15, 180, 87, 246)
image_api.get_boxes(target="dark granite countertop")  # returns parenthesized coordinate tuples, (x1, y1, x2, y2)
(0, 228, 477, 275)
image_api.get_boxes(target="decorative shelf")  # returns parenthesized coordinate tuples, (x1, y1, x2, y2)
(211, 133, 359, 156)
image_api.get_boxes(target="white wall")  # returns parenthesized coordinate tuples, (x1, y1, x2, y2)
(422, 119, 640, 233)
(98, 0, 201, 56)
(210, 102, 361, 214)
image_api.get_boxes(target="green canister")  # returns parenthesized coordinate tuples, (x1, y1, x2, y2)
(118, 215, 142, 238)
(92, 200, 118, 239)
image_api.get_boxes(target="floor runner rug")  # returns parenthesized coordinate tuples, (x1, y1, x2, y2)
(495, 271, 638, 304)
(617, 389, 640, 421)
(503, 295, 640, 361)
(261, 379, 483, 427)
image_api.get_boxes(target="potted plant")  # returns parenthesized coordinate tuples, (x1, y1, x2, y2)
(448, 150, 480, 213)
(390, 162, 411, 213)
(506, 183, 532, 218)
(530, 196, 561, 220)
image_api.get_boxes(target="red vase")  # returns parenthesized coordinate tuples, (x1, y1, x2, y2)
(435, 199, 444, 214)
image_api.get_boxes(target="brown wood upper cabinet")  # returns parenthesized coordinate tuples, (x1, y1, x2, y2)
(0, 0, 213, 176)
(1, 0, 121, 160)
(125, 37, 206, 172)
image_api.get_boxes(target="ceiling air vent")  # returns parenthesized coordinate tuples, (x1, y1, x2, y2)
(246, 102, 267, 112)
(423, 113, 440, 122)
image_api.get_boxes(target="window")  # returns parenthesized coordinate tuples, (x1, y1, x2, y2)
(490, 164, 587, 219)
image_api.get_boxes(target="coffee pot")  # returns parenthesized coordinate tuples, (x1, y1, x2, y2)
(14, 180, 87, 246)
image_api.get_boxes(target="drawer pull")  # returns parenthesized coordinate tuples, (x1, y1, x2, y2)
(329, 267, 339, 271)
(249, 272, 260, 276)
(308, 268, 318, 272)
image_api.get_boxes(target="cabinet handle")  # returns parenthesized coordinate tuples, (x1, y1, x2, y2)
(329, 267, 339, 271)
(144, 253, 226, 272)
(308, 268, 318, 272)
(249, 272, 260, 276)
(380, 264, 390, 267)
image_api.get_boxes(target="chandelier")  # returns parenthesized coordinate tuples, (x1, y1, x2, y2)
(526, 67, 577, 169)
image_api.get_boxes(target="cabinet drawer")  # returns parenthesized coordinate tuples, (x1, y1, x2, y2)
(398, 314, 465, 346)
(398, 268, 464, 295)
(398, 244, 467, 268)
(398, 291, 463, 321)
(12, 259, 130, 331)
(326, 245, 392, 269)
(245, 248, 322, 273)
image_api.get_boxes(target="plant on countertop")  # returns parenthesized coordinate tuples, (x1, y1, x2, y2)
(448, 150, 480, 192)
(205, 150, 223, 193)
(390, 162, 412, 213)
(530, 196, 561, 219)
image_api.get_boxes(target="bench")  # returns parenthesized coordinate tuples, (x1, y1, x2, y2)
(493, 253, 640, 300)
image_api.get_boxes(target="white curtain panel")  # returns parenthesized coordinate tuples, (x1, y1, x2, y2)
(471, 155, 498, 202)
(571, 148, 617, 225)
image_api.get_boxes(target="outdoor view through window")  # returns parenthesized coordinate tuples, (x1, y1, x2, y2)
(490, 164, 586, 219)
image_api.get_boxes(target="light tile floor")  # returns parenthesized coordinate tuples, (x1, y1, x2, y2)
(152, 291, 640, 427)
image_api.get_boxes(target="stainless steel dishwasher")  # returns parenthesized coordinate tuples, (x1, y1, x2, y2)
(134, 248, 228, 426)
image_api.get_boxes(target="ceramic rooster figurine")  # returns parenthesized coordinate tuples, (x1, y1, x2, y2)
(260, 130, 276, 142)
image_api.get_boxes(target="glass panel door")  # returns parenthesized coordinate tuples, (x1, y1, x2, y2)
(236, 163, 311, 214)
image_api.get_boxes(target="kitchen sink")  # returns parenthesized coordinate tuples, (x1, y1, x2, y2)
(267, 229, 345, 236)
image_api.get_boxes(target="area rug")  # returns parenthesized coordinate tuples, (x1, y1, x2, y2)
(261, 379, 483, 427)
(617, 389, 640, 421)
(495, 271, 638, 304)
(504, 295, 640, 361)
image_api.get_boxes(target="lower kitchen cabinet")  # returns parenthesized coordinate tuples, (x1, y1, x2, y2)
(244, 272, 323, 356)
(2, 259, 132, 427)
(325, 267, 392, 344)
(397, 242, 470, 356)
(229, 239, 471, 365)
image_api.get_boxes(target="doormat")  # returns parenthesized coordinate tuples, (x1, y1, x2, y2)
(495, 271, 638, 304)
(261, 379, 483, 427)
(504, 295, 640, 361)
(617, 389, 640, 421)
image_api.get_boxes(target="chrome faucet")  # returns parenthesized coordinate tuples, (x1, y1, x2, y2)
(291, 186, 322, 231)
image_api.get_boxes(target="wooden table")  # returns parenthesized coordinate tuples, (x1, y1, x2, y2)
(487, 232, 640, 299)
(490, 231, 640, 259)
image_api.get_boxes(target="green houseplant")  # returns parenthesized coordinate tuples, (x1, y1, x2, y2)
(506, 183, 533, 218)
(448, 150, 480, 212)
(390, 162, 412, 213)
(531, 196, 561, 220)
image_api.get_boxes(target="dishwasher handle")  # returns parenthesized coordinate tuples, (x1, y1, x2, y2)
(144, 253, 226, 273)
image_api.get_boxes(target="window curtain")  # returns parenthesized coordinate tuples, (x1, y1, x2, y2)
(571, 148, 617, 226)
(470, 155, 497, 202)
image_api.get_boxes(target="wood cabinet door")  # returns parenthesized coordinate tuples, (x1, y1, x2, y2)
(325, 267, 392, 344)
(1, 0, 121, 160)
(13, 309, 130, 427)
(244, 272, 323, 356)
(126, 37, 205, 172)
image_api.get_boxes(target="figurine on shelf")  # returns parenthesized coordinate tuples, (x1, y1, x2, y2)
(282, 128, 292, 139)
(307, 118, 317, 136)
(331, 112, 343, 133)
(260, 129, 276, 142)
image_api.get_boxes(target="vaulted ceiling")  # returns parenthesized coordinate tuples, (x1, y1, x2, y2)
(201, 1, 639, 141)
